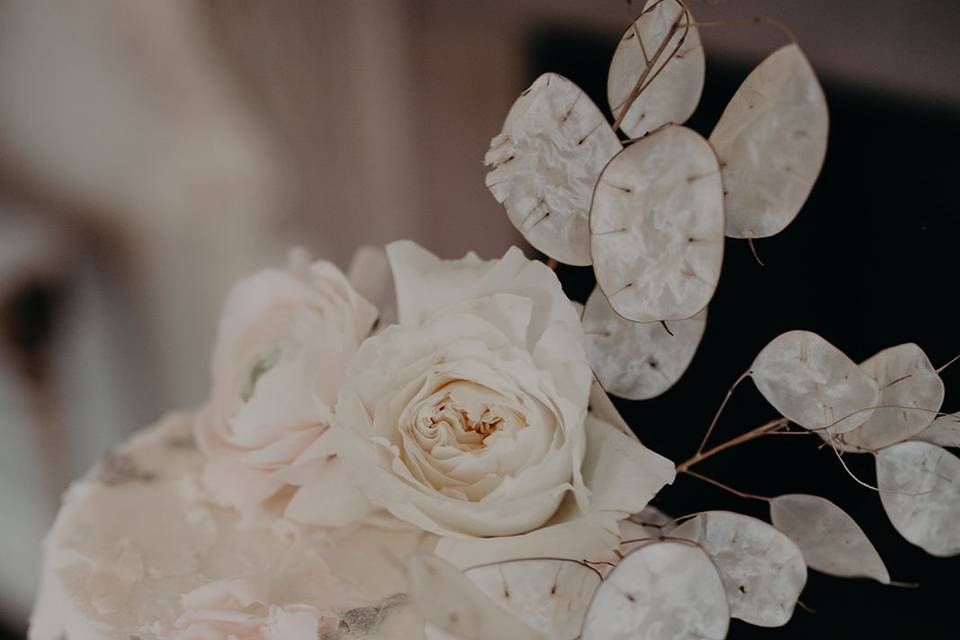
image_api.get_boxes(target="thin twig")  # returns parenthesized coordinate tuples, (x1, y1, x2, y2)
(678, 416, 788, 472)
(696, 370, 750, 454)
(619, 533, 704, 548)
(829, 443, 881, 492)
(886, 580, 921, 589)
(611, 0, 689, 131)
(747, 238, 765, 266)
(681, 469, 772, 502)
(796, 599, 816, 615)
(763, 429, 816, 436)
(936, 351, 960, 374)
(808, 403, 948, 435)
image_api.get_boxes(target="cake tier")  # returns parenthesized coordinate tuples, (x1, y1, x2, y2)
(29, 413, 435, 640)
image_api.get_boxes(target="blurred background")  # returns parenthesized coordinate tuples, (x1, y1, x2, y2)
(0, 0, 958, 637)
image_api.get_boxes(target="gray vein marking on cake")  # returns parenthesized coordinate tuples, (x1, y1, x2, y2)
(97, 451, 156, 486)
(328, 593, 409, 639)
(166, 432, 197, 450)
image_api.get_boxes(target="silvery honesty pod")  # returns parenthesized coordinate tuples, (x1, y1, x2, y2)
(710, 44, 828, 239)
(672, 511, 807, 628)
(834, 343, 944, 452)
(876, 441, 960, 557)
(583, 287, 706, 400)
(581, 541, 729, 640)
(407, 555, 544, 640)
(590, 124, 724, 323)
(449, 559, 601, 640)
(770, 494, 890, 584)
(915, 412, 960, 449)
(607, 0, 705, 138)
(750, 330, 880, 435)
(485, 73, 621, 266)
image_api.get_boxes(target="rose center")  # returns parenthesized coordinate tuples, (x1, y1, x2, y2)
(409, 381, 528, 453)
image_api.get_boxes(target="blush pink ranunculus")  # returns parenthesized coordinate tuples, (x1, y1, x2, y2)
(195, 250, 378, 523)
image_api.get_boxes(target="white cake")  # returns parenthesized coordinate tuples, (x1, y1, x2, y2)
(29, 413, 436, 640)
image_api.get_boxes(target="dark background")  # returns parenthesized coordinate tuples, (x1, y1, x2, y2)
(532, 23, 960, 640)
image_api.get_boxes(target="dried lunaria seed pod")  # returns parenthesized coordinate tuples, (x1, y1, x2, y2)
(590, 125, 724, 323)
(407, 555, 544, 640)
(615, 518, 656, 560)
(914, 412, 960, 448)
(607, 0, 705, 138)
(583, 287, 706, 400)
(581, 541, 729, 640)
(672, 511, 807, 628)
(458, 559, 601, 640)
(833, 343, 944, 452)
(710, 43, 828, 239)
(750, 330, 880, 434)
(613, 509, 675, 563)
(485, 73, 621, 266)
(876, 441, 960, 557)
(770, 494, 890, 584)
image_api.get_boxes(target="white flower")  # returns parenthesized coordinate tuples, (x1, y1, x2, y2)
(195, 250, 377, 524)
(164, 578, 337, 640)
(333, 241, 675, 567)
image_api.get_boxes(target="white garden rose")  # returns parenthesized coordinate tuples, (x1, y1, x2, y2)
(333, 241, 675, 567)
(195, 250, 377, 524)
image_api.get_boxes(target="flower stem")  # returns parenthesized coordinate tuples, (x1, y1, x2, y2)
(677, 417, 788, 472)
(680, 469, 772, 503)
(696, 370, 749, 454)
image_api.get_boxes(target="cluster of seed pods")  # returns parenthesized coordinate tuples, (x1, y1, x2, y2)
(485, 0, 827, 402)
(402, 1, 957, 639)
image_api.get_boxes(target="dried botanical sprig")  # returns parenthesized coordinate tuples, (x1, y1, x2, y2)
(583, 287, 706, 400)
(750, 330, 880, 435)
(915, 412, 960, 448)
(581, 541, 729, 640)
(710, 43, 828, 239)
(471, 1, 957, 637)
(459, 559, 601, 640)
(406, 555, 544, 640)
(673, 511, 807, 628)
(485, 73, 621, 266)
(876, 441, 960, 557)
(607, 0, 705, 138)
(590, 124, 724, 323)
(837, 343, 945, 451)
(770, 494, 891, 584)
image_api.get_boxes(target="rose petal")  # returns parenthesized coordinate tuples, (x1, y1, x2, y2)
(283, 457, 374, 528)
(434, 417, 674, 568)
